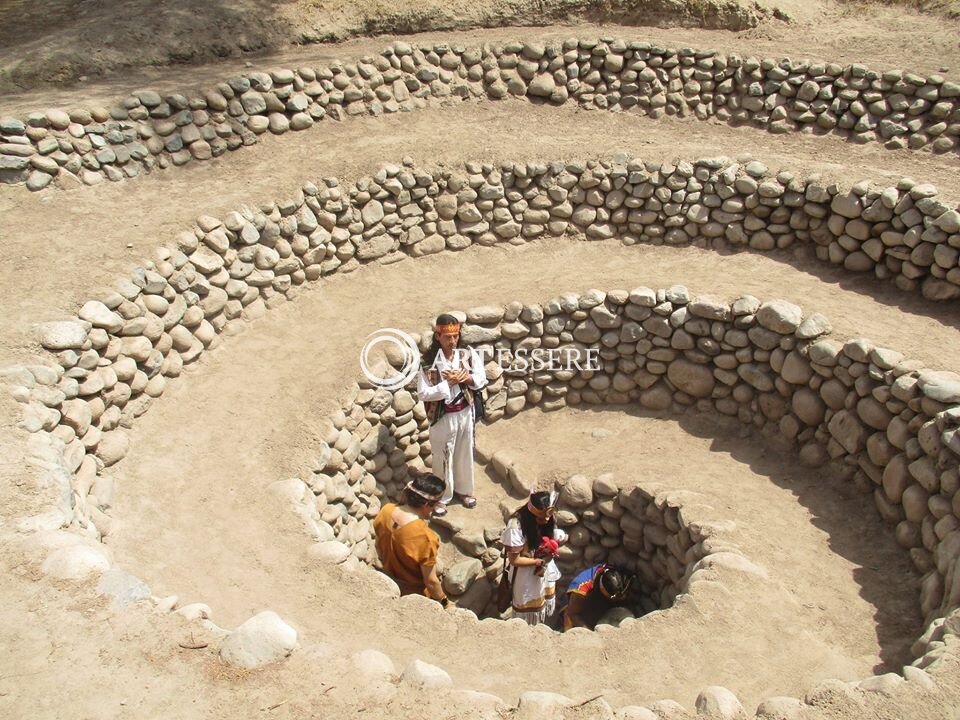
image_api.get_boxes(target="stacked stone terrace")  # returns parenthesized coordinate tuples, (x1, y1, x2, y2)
(1, 38, 959, 191)
(8, 151, 958, 670)
(4, 36, 960, 719)
(301, 378, 733, 619)
(285, 280, 958, 649)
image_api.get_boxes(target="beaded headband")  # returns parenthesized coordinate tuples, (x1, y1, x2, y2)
(526, 490, 558, 519)
(434, 322, 461, 335)
(597, 567, 631, 601)
(404, 480, 444, 503)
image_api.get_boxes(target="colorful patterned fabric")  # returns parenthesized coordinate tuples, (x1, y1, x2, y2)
(567, 563, 604, 598)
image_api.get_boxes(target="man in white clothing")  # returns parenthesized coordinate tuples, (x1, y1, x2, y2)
(417, 314, 487, 517)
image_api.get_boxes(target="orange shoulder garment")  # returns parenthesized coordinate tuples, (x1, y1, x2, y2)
(373, 503, 440, 596)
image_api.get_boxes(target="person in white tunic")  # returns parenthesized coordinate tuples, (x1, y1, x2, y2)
(417, 314, 487, 517)
(500, 490, 568, 625)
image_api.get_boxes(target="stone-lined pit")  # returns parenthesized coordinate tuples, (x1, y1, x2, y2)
(300, 398, 742, 624)
(279, 282, 959, 653)
(437, 470, 742, 623)
(6, 154, 960, 710)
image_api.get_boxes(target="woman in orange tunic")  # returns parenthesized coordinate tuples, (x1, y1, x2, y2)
(373, 473, 450, 606)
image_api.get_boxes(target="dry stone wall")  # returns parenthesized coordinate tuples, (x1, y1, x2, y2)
(285, 280, 960, 668)
(9, 159, 960, 599)
(548, 476, 716, 613)
(14, 153, 960, 303)
(3, 38, 960, 191)
(498, 288, 960, 641)
(300, 380, 736, 620)
(441, 466, 736, 621)
(4, 158, 960, 710)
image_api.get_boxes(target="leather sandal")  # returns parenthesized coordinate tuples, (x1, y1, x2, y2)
(432, 503, 448, 517)
(460, 495, 478, 509)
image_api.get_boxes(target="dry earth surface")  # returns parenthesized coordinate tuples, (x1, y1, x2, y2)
(2, 2, 960, 719)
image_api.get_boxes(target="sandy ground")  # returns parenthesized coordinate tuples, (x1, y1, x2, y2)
(102, 241, 931, 708)
(3, 4, 960, 720)
(2, 1, 959, 95)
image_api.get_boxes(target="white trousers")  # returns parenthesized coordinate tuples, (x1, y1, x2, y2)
(429, 406, 475, 504)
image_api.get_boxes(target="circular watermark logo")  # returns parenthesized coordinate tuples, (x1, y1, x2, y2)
(359, 328, 421, 390)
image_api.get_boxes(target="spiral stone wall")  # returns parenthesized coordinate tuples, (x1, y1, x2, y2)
(2, 38, 960, 192)
(12, 159, 960, 627)
(278, 277, 960, 670)
(5, 155, 960, 711)
(15, 152, 958, 337)
(298, 375, 736, 620)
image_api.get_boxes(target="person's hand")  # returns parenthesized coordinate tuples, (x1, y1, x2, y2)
(443, 369, 469, 385)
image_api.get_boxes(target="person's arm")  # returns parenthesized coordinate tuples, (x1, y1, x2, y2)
(506, 547, 544, 568)
(565, 592, 588, 629)
(466, 348, 487, 390)
(421, 563, 448, 606)
(417, 367, 452, 403)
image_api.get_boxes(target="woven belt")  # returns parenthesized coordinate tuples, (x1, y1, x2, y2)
(513, 600, 546, 613)
(444, 399, 469, 413)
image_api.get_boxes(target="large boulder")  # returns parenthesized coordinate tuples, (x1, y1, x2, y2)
(756, 300, 802, 334)
(39, 321, 87, 350)
(351, 648, 396, 678)
(667, 359, 714, 398)
(695, 686, 744, 718)
(560, 474, 593, 508)
(219, 611, 298, 669)
(827, 409, 867, 454)
(401, 659, 452, 688)
(442, 558, 483, 596)
(307, 540, 351, 564)
(917, 370, 960, 403)
(41, 544, 110, 580)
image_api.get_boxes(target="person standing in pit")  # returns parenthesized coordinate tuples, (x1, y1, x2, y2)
(417, 314, 487, 517)
(500, 490, 567, 625)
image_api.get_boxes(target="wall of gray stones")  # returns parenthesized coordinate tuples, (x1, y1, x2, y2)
(2, 38, 960, 191)
(294, 278, 960, 660)
(303, 388, 721, 618)
(433, 287, 959, 669)
(450, 470, 719, 620)
(551, 475, 707, 612)
(8, 158, 959, 670)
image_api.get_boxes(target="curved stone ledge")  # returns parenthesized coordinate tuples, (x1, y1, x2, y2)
(293, 422, 743, 621)
(2, 37, 960, 191)
(3, 159, 959, 714)
(7, 159, 960, 622)
(282, 283, 960, 630)
(268, 283, 955, 713)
